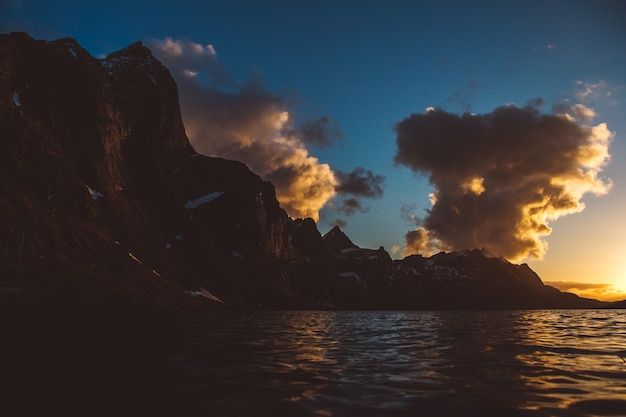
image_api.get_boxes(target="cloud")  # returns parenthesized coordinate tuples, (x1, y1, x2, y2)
(149, 37, 227, 85)
(402, 227, 429, 257)
(552, 102, 597, 124)
(149, 38, 338, 221)
(575, 80, 608, 102)
(329, 167, 385, 217)
(394, 104, 612, 261)
(335, 167, 385, 198)
(525, 97, 544, 108)
(445, 80, 484, 113)
(401, 227, 445, 257)
(546, 281, 614, 292)
(153, 38, 216, 58)
(568, 104, 596, 122)
(400, 203, 421, 225)
(285, 116, 343, 149)
(337, 198, 369, 216)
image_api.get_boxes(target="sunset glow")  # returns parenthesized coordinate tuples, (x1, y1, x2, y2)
(546, 281, 626, 302)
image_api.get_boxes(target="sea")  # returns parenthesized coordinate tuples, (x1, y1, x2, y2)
(169, 310, 626, 417)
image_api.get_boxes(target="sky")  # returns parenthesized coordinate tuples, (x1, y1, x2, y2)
(2, 0, 625, 301)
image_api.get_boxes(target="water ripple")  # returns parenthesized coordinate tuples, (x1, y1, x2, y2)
(171, 310, 626, 416)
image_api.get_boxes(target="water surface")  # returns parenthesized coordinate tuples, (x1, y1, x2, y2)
(170, 310, 626, 416)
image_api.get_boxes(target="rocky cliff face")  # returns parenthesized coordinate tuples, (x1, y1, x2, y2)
(0, 33, 609, 310)
(322, 226, 394, 308)
(0, 32, 317, 308)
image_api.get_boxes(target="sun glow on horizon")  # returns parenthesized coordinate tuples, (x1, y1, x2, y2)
(545, 280, 626, 302)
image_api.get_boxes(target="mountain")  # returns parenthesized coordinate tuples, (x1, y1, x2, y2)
(0, 32, 326, 309)
(0, 33, 611, 310)
(321, 229, 606, 309)
(389, 249, 604, 309)
(322, 226, 395, 309)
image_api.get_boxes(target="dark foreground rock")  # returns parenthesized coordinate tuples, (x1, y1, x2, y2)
(1, 299, 179, 416)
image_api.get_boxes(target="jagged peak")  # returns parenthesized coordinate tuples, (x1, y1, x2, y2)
(49, 37, 82, 48)
(2, 32, 84, 57)
(6, 31, 32, 38)
(108, 41, 151, 57)
(326, 225, 341, 234)
(2, 31, 35, 43)
(323, 225, 347, 239)
(323, 226, 358, 252)
(429, 247, 506, 262)
(102, 41, 165, 77)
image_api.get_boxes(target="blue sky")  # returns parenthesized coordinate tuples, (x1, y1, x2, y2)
(2, 0, 626, 299)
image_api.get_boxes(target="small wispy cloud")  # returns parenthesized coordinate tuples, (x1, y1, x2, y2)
(336, 198, 368, 216)
(445, 80, 484, 113)
(575, 80, 609, 102)
(335, 167, 385, 198)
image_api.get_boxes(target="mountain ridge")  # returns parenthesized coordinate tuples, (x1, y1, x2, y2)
(0, 33, 616, 310)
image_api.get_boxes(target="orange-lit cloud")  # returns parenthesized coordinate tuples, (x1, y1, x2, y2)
(181, 88, 338, 221)
(149, 38, 339, 220)
(395, 103, 613, 261)
(401, 227, 450, 257)
(149, 37, 384, 221)
(545, 281, 626, 302)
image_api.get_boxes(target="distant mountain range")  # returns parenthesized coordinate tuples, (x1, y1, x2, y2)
(1, 32, 618, 310)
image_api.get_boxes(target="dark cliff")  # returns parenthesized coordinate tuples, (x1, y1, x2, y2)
(0, 32, 324, 308)
(0, 33, 610, 310)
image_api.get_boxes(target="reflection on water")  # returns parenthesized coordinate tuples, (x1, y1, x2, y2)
(170, 310, 626, 416)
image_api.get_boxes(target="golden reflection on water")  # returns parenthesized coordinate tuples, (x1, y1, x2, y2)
(280, 311, 339, 366)
(277, 310, 626, 414)
(174, 310, 626, 416)
(514, 310, 626, 412)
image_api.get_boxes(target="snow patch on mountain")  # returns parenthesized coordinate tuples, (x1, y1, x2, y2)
(85, 185, 104, 200)
(188, 287, 224, 304)
(185, 191, 224, 209)
(13, 91, 21, 107)
(340, 271, 366, 288)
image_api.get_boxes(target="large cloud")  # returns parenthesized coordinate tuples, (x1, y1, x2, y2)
(394, 104, 612, 261)
(149, 38, 338, 220)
